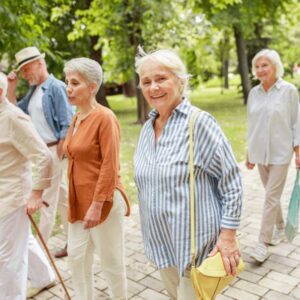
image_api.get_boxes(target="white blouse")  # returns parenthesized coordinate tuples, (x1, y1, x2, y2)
(247, 78, 300, 165)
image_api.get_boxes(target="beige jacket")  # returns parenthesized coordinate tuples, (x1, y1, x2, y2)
(0, 98, 52, 219)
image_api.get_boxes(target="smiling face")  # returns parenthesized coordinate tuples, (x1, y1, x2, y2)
(254, 56, 277, 85)
(139, 62, 183, 115)
(65, 71, 95, 108)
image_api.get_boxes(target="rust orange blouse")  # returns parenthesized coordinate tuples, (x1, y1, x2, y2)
(63, 105, 130, 223)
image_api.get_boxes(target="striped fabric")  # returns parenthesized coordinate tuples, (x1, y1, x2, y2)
(134, 99, 243, 277)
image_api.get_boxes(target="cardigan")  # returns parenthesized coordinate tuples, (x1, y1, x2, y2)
(63, 105, 130, 223)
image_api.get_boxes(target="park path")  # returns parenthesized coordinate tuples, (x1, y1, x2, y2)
(31, 163, 300, 300)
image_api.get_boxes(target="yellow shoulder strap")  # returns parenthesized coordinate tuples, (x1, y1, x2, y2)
(189, 110, 200, 267)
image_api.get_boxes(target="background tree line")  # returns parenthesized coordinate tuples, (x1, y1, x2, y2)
(1, 0, 300, 123)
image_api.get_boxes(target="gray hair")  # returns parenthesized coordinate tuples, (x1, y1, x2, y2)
(252, 49, 284, 78)
(135, 47, 189, 96)
(64, 58, 103, 93)
(0, 72, 7, 99)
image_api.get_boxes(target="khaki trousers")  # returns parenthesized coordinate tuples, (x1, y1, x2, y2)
(258, 164, 289, 244)
(159, 267, 197, 300)
(68, 190, 127, 300)
(39, 145, 68, 243)
(0, 206, 55, 299)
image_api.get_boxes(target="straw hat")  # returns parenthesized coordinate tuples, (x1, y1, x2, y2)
(15, 46, 45, 70)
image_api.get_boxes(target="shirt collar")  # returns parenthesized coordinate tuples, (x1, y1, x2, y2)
(148, 97, 191, 119)
(40, 74, 54, 91)
(258, 77, 283, 91)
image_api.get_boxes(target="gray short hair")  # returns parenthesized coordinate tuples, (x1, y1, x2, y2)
(252, 49, 284, 78)
(64, 58, 103, 93)
(0, 72, 7, 98)
(135, 48, 189, 96)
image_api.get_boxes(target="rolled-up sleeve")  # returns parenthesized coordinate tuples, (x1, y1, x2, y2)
(92, 112, 120, 202)
(10, 114, 53, 190)
(209, 141, 243, 229)
(199, 115, 243, 229)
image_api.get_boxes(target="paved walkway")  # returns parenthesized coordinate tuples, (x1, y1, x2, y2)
(31, 163, 300, 300)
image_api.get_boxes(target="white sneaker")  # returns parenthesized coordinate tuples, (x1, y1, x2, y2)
(270, 228, 285, 246)
(26, 281, 56, 298)
(251, 243, 268, 263)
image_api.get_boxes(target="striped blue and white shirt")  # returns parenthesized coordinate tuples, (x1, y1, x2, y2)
(134, 99, 243, 276)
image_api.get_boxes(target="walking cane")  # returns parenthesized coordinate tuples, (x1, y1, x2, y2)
(28, 206, 71, 300)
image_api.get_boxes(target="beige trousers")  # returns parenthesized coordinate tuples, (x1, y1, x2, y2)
(159, 267, 197, 300)
(39, 145, 68, 243)
(258, 164, 289, 244)
(68, 190, 127, 300)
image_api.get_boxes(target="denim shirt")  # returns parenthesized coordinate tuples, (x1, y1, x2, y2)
(17, 74, 74, 140)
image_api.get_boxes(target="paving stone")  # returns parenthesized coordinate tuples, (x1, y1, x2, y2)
(137, 288, 169, 300)
(127, 278, 146, 295)
(291, 287, 300, 299)
(237, 270, 262, 283)
(127, 267, 147, 281)
(259, 277, 294, 294)
(224, 286, 260, 300)
(263, 290, 296, 300)
(290, 267, 300, 279)
(266, 270, 300, 286)
(34, 290, 56, 300)
(234, 279, 268, 296)
(268, 254, 300, 268)
(139, 276, 165, 292)
(262, 260, 293, 274)
(216, 295, 234, 300)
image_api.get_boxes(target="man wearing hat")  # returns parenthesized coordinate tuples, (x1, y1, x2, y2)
(7, 46, 73, 260)
(0, 72, 56, 299)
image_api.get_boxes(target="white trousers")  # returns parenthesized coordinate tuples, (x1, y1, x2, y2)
(39, 145, 68, 242)
(258, 164, 289, 244)
(68, 190, 127, 300)
(159, 267, 197, 300)
(0, 206, 55, 300)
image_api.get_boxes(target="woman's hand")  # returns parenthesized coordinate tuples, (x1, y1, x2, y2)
(245, 159, 255, 170)
(26, 190, 43, 215)
(83, 201, 104, 229)
(295, 156, 300, 169)
(209, 229, 240, 276)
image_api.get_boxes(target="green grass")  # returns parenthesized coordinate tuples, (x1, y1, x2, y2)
(108, 81, 247, 204)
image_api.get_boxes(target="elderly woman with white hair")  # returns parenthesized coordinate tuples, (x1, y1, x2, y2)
(246, 49, 300, 263)
(63, 58, 130, 300)
(134, 49, 243, 299)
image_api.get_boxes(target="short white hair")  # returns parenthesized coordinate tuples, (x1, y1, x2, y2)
(0, 72, 8, 98)
(64, 58, 103, 93)
(252, 49, 284, 78)
(135, 47, 189, 96)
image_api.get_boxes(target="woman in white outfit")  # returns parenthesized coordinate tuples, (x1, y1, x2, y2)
(246, 49, 300, 262)
(0, 72, 55, 299)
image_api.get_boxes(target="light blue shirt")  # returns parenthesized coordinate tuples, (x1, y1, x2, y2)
(134, 100, 243, 276)
(17, 74, 74, 140)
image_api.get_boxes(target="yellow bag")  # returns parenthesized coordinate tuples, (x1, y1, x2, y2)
(188, 111, 244, 300)
(190, 252, 244, 300)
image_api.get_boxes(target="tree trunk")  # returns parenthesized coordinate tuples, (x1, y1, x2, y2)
(89, 36, 110, 108)
(123, 79, 136, 97)
(233, 24, 251, 104)
(221, 31, 230, 89)
(223, 60, 229, 89)
(135, 73, 149, 124)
